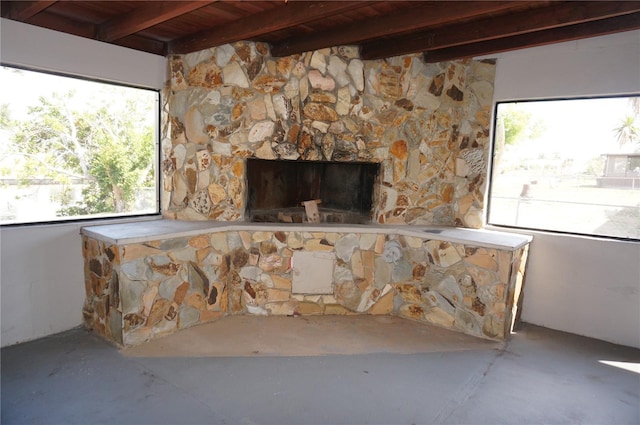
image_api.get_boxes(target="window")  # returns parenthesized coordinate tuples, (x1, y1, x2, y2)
(488, 96, 640, 240)
(0, 66, 160, 225)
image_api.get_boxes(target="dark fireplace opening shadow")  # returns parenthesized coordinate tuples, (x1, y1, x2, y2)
(246, 158, 379, 224)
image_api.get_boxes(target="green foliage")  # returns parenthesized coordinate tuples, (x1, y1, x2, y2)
(11, 91, 93, 181)
(0, 103, 11, 128)
(499, 104, 545, 145)
(6, 84, 155, 217)
(613, 114, 640, 149)
(58, 183, 112, 216)
(584, 156, 605, 176)
(58, 93, 155, 215)
(79, 119, 153, 214)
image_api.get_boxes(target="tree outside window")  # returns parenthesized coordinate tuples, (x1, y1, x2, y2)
(0, 66, 159, 225)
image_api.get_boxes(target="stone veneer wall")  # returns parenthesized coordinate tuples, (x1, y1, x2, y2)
(163, 43, 495, 226)
(82, 230, 528, 347)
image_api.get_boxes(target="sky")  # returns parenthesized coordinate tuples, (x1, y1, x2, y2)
(1, 66, 104, 120)
(0, 65, 157, 121)
(499, 96, 638, 169)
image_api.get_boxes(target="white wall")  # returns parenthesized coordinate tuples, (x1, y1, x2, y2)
(518, 232, 640, 348)
(0, 18, 166, 88)
(0, 19, 166, 347)
(488, 30, 640, 348)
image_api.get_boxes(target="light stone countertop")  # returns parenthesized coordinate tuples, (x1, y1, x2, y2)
(81, 219, 532, 251)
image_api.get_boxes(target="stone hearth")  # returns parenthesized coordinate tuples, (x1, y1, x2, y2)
(81, 221, 530, 347)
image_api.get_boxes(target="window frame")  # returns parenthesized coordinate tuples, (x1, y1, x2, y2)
(0, 64, 162, 227)
(486, 94, 640, 243)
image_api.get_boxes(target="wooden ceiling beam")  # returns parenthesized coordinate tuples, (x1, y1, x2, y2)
(270, 1, 526, 57)
(23, 10, 96, 39)
(112, 35, 168, 57)
(423, 13, 640, 63)
(168, 1, 364, 55)
(24, 11, 168, 56)
(3, 1, 57, 20)
(361, 1, 640, 60)
(96, 1, 215, 42)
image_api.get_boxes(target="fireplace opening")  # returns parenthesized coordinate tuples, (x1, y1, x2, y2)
(246, 158, 379, 224)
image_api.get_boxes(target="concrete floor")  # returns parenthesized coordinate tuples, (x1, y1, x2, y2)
(2, 318, 639, 425)
(122, 316, 502, 357)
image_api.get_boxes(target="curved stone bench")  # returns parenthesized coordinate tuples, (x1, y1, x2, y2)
(81, 220, 531, 346)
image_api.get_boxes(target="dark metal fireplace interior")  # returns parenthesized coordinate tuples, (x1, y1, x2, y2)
(246, 158, 379, 224)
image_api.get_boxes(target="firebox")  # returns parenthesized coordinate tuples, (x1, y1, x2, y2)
(246, 158, 379, 224)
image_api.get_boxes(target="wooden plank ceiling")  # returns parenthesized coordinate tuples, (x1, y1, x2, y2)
(2, 1, 639, 62)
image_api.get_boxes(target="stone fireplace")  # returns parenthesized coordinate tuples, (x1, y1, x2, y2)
(79, 40, 533, 348)
(162, 42, 494, 228)
(245, 158, 379, 224)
